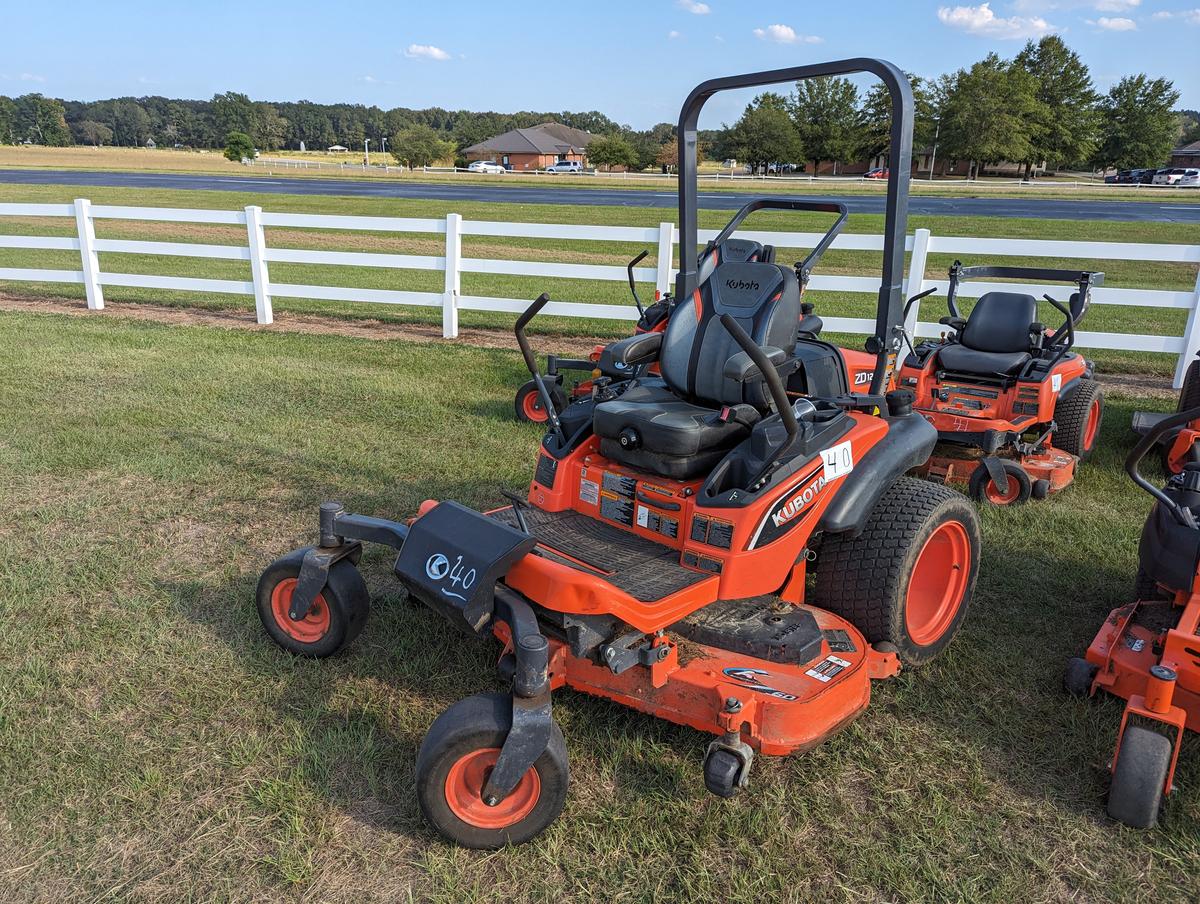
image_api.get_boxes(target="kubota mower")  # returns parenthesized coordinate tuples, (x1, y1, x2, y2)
(514, 197, 851, 422)
(1131, 351, 1200, 475)
(256, 58, 982, 849)
(1065, 407, 1200, 828)
(897, 262, 1105, 504)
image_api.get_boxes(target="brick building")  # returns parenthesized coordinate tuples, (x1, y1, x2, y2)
(463, 122, 594, 171)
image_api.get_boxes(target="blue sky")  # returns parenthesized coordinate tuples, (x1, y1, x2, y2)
(1, 0, 1196, 129)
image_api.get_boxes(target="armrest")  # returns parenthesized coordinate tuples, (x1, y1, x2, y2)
(598, 331, 662, 373)
(939, 315, 967, 331)
(723, 346, 786, 382)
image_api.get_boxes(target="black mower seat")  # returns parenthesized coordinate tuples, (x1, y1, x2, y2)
(594, 259, 801, 479)
(936, 290, 1038, 376)
(696, 237, 773, 284)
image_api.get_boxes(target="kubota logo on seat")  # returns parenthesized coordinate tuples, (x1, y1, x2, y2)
(724, 278, 759, 291)
(770, 474, 827, 528)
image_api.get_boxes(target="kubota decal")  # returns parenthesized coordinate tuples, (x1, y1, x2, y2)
(745, 460, 826, 549)
(722, 667, 797, 701)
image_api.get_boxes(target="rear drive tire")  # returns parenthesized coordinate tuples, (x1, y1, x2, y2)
(812, 477, 980, 665)
(416, 693, 568, 849)
(1064, 656, 1098, 697)
(257, 548, 369, 657)
(1108, 725, 1172, 829)
(1054, 380, 1104, 459)
(968, 460, 1032, 506)
(514, 380, 567, 424)
(1177, 358, 1200, 412)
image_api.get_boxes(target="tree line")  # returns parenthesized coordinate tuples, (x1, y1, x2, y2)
(1, 36, 1196, 175)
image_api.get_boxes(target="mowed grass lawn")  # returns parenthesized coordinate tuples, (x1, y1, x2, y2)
(0, 310, 1197, 903)
(0, 182, 1197, 377)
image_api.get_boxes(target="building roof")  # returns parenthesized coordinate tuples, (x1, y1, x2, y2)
(463, 122, 595, 156)
(1172, 140, 1200, 154)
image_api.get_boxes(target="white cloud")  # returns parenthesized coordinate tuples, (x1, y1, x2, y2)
(936, 3, 1057, 38)
(1094, 0, 1139, 10)
(404, 43, 451, 61)
(5, 72, 47, 82)
(1088, 15, 1136, 29)
(1153, 7, 1200, 24)
(714, 33, 725, 42)
(668, 29, 681, 38)
(676, 0, 710, 13)
(752, 24, 823, 44)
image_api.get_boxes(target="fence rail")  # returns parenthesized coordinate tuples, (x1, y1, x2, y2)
(1, 199, 1198, 385)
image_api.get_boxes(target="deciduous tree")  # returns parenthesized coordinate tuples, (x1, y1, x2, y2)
(940, 55, 1043, 179)
(389, 124, 455, 167)
(789, 77, 858, 175)
(1092, 75, 1182, 170)
(729, 93, 802, 174)
(588, 134, 638, 171)
(223, 130, 255, 162)
(1014, 35, 1099, 175)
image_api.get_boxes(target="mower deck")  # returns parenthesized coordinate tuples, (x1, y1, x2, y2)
(534, 598, 896, 756)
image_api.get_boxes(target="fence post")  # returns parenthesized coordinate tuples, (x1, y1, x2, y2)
(244, 205, 273, 324)
(903, 227, 933, 340)
(443, 213, 462, 338)
(1173, 264, 1200, 389)
(73, 198, 104, 310)
(655, 221, 674, 297)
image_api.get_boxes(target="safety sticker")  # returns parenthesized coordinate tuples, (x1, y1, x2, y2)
(1125, 635, 1145, 652)
(636, 504, 649, 528)
(1051, 373, 1062, 392)
(805, 655, 851, 683)
(579, 478, 600, 505)
(821, 440, 854, 481)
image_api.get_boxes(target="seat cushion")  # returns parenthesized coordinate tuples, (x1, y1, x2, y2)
(593, 380, 758, 479)
(937, 343, 1031, 376)
(961, 292, 1038, 353)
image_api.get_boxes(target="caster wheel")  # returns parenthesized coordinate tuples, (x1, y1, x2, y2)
(1063, 656, 1098, 697)
(514, 380, 567, 424)
(703, 748, 744, 798)
(416, 693, 568, 848)
(256, 548, 369, 657)
(1108, 725, 1173, 829)
(1031, 478, 1051, 500)
(968, 460, 1031, 506)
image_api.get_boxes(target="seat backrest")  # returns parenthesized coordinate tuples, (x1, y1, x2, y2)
(659, 260, 800, 408)
(960, 291, 1038, 354)
(696, 238, 764, 285)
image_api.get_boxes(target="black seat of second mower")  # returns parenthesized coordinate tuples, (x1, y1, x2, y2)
(593, 259, 801, 480)
(937, 291, 1039, 376)
(695, 237, 772, 285)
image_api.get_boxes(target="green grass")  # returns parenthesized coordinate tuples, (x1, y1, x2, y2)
(0, 309, 1197, 902)
(1, 182, 1197, 378)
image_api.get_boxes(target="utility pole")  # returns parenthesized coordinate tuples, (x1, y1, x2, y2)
(381, 135, 387, 159)
(928, 120, 940, 182)
(364, 138, 370, 167)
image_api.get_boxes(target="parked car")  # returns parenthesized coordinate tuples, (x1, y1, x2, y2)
(1135, 168, 1158, 184)
(545, 160, 583, 174)
(467, 160, 506, 174)
(1180, 169, 1200, 187)
(1153, 168, 1186, 185)
(864, 168, 889, 180)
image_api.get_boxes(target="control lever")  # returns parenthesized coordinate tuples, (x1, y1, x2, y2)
(626, 250, 649, 318)
(514, 292, 568, 446)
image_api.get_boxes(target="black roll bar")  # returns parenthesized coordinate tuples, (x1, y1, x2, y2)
(945, 262, 1104, 322)
(1126, 406, 1200, 528)
(702, 198, 848, 280)
(677, 58, 914, 394)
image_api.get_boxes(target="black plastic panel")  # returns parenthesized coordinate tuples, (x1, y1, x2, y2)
(670, 596, 823, 665)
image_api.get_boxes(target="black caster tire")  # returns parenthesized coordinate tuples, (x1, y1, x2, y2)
(1064, 657, 1098, 697)
(514, 380, 567, 424)
(256, 548, 369, 657)
(416, 693, 568, 849)
(1108, 725, 1172, 829)
(1031, 478, 1051, 500)
(812, 477, 981, 665)
(703, 749, 743, 798)
(1054, 380, 1104, 460)
(968, 460, 1032, 506)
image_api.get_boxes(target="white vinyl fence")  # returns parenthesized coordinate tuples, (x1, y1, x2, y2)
(1, 198, 1199, 385)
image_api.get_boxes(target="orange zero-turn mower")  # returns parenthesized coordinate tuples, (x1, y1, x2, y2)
(1065, 407, 1200, 828)
(255, 58, 982, 849)
(896, 261, 1105, 505)
(1131, 351, 1200, 475)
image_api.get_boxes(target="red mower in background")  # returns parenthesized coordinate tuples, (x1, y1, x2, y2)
(1131, 351, 1200, 475)
(896, 262, 1105, 505)
(513, 197, 855, 423)
(1065, 407, 1200, 828)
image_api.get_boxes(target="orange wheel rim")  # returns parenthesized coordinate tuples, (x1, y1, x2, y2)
(905, 521, 972, 646)
(984, 477, 1022, 505)
(270, 578, 331, 643)
(1083, 399, 1101, 449)
(444, 748, 541, 829)
(521, 391, 548, 422)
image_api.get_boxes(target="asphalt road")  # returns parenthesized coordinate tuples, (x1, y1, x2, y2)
(2, 168, 1198, 223)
